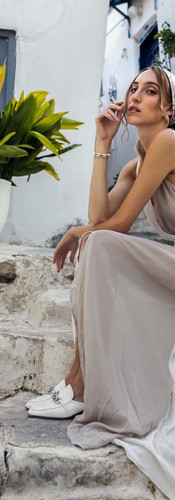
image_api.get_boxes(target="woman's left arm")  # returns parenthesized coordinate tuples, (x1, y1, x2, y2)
(54, 130, 175, 271)
(75, 130, 175, 233)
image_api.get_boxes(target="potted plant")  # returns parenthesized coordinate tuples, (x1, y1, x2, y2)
(0, 61, 83, 233)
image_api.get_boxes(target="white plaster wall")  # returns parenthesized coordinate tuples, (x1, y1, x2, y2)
(0, 0, 109, 246)
(131, 0, 157, 41)
(102, 5, 139, 187)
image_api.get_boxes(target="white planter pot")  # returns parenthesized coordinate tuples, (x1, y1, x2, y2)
(0, 179, 11, 234)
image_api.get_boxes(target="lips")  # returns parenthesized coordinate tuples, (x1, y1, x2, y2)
(128, 105, 140, 112)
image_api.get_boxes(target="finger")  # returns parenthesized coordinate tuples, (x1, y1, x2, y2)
(70, 248, 77, 264)
(107, 102, 124, 111)
(115, 100, 124, 106)
(55, 259, 61, 272)
(54, 253, 63, 271)
(53, 248, 59, 263)
(56, 258, 63, 272)
(105, 109, 121, 122)
(53, 249, 60, 265)
(107, 104, 124, 116)
(101, 109, 118, 122)
(97, 110, 115, 122)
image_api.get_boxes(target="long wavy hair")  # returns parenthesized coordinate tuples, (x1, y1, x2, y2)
(122, 64, 173, 167)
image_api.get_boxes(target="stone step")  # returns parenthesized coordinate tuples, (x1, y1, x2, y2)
(0, 244, 75, 399)
(0, 328, 74, 399)
(0, 393, 167, 500)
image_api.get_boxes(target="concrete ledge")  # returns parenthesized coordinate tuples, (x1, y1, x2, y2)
(0, 393, 167, 500)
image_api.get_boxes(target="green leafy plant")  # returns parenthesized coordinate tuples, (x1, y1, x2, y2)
(154, 22, 175, 70)
(0, 89, 83, 184)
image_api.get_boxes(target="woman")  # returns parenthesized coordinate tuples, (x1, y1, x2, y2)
(27, 65, 175, 498)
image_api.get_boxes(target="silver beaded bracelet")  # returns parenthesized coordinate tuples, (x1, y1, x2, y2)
(94, 152, 111, 158)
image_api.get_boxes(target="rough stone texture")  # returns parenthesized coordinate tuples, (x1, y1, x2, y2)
(0, 244, 75, 399)
(0, 330, 74, 399)
(0, 249, 74, 328)
(28, 288, 72, 328)
(0, 259, 16, 282)
(0, 393, 167, 500)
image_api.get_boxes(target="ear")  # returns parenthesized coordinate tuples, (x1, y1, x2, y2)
(164, 104, 173, 117)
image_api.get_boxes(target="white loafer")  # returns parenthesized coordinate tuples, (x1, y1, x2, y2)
(26, 379, 66, 409)
(28, 384, 84, 419)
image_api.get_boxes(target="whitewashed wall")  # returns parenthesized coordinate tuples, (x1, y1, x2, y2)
(0, 0, 108, 246)
(131, 0, 157, 41)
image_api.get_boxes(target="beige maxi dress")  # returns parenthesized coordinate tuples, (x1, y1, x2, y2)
(68, 177, 175, 499)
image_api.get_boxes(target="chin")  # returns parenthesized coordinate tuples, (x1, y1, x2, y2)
(127, 116, 140, 125)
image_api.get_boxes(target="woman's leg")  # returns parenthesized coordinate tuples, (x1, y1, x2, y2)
(66, 339, 84, 402)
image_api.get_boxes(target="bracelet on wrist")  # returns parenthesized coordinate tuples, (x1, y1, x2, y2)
(94, 151, 111, 158)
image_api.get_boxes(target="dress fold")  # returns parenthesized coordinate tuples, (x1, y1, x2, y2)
(68, 178, 175, 499)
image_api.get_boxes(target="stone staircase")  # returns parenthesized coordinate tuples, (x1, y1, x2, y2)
(0, 243, 168, 499)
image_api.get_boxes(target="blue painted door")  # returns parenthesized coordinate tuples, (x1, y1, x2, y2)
(0, 30, 16, 110)
(139, 24, 159, 70)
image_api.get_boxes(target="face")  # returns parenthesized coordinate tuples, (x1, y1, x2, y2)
(126, 68, 170, 129)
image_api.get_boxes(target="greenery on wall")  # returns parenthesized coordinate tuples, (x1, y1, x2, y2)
(154, 22, 175, 70)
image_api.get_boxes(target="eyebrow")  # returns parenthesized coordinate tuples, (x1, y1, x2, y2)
(132, 80, 160, 89)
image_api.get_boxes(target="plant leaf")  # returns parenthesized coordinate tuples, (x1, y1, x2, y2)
(3, 94, 38, 143)
(18, 144, 35, 149)
(34, 113, 64, 134)
(59, 143, 82, 155)
(16, 91, 24, 110)
(33, 99, 55, 124)
(38, 143, 81, 159)
(29, 130, 61, 159)
(61, 117, 84, 129)
(0, 145, 28, 158)
(11, 146, 42, 169)
(0, 132, 16, 146)
(52, 131, 70, 144)
(13, 159, 60, 180)
(27, 90, 48, 107)
(0, 58, 6, 93)
(0, 102, 15, 138)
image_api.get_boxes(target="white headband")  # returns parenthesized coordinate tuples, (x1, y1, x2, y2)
(163, 68, 175, 126)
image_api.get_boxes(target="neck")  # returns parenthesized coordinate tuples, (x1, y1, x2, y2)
(137, 123, 165, 151)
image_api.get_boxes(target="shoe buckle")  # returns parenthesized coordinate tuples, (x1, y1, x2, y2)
(48, 386, 55, 395)
(52, 391, 61, 404)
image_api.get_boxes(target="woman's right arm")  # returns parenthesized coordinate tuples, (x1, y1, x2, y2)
(88, 101, 136, 223)
(88, 102, 124, 223)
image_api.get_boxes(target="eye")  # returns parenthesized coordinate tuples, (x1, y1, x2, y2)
(147, 89, 157, 95)
(129, 87, 137, 95)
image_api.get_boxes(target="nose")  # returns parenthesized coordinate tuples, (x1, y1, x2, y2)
(132, 89, 141, 102)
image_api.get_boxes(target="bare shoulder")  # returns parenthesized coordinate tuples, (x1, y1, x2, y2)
(143, 129, 175, 179)
(148, 129, 175, 153)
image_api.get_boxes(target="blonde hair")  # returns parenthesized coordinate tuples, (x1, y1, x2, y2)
(122, 64, 172, 167)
